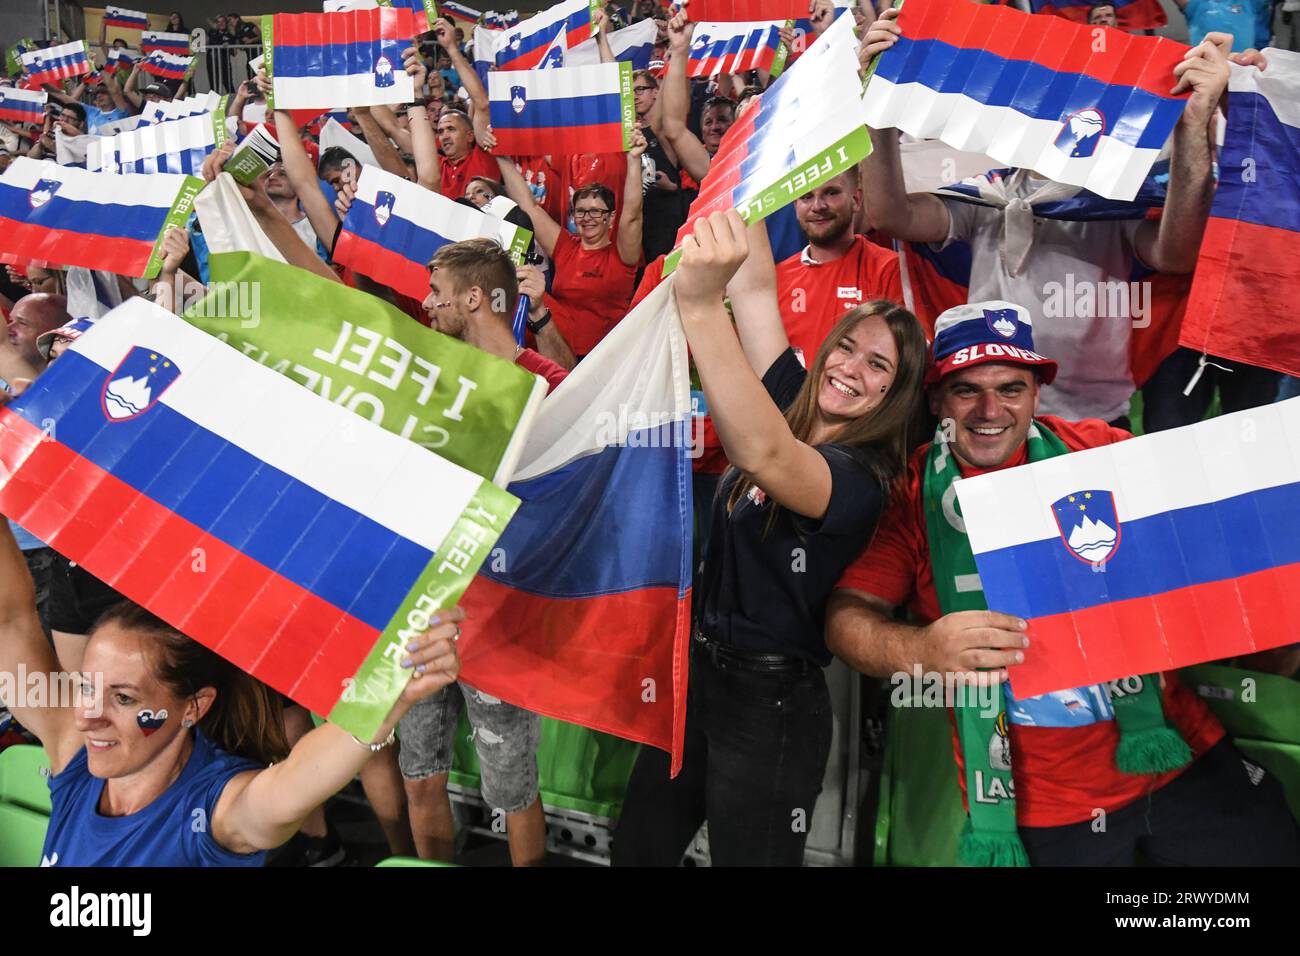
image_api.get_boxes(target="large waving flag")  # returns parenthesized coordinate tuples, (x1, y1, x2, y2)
(263, 6, 434, 110)
(957, 399, 1300, 698)
(0, 87, 46, 125)
(489, 61, 634, 156)
(1180, 50, 1300, 380)
(0, 298, 520, 741)
(566, 16, 657, 70)
(1028, 0, 1167, 31)
(136, 92, 227, 127)
(141, 50, 195, 81)
(86, 110, 228, 175)
(667, 12, 870, 269)
(104, 5, 150, 30)
(682, 0, 805, 20)
(21, 42, 90, 87)
(459, 275, 693, 772)
(335, 165, 533, 302)
(491, 0, 598, 71)
(687, 21, 785, 79)
(142, 31, 191, 55)
(863, 0, 1190, 202)
(0, 159, 201, 278)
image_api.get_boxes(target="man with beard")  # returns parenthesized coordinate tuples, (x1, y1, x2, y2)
(775, 167, 904, 364)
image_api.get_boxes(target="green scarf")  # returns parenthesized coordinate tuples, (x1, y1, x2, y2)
(921, 420, 1192, 867)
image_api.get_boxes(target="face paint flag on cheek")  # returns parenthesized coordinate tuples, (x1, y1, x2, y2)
(136, 708, 168, 735)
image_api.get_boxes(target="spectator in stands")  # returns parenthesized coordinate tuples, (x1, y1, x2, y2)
(825, 301, 1300, 866)
(206, 14, 235, 94)
(660, 15, 736, 187)
(1175, 0, 1273, 50)
(495, 132, 646, 359)
(1087, 1, 1120, 27)
(615, 211, 927, 866)
(858, 8, 1234, 425)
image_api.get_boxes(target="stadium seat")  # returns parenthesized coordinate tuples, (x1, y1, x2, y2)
(0, 801, 49, 867)
(0, 745, 52, 814)
(375, 856, 456, 867)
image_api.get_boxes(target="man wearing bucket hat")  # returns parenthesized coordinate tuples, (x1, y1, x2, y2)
(825, 301, 1300, 867)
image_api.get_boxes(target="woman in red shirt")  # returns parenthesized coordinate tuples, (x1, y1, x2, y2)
(494, 132, 646, 359)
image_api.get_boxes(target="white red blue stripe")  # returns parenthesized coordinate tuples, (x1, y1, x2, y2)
(957, 400, 1300, 698)
(489, 61, 631, 157)
(687, 21, 783, 78)
(106, 48, 142, 74)
(20, 42, 90, 86)
(141, 31, 191, 55)
(0, 87, 46, 124)
(104, 6, 149, 30)
(491, 0, 595, 70)
(141, 50, 193, 81)
(335, 166, 530, 301)
(441, 1, 484, 23)
(565, 17, 656, 70)
(88, 112, 224, 176)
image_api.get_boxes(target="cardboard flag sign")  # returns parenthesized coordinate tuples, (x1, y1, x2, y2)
(0, 86, 46, 125)
(483, 9, 521, 30)
(1180, 49, 1300, 381)
(459, 275, 693, 772)
(106, 48, 142, 75)
(21, 41, 91, 86)
(489, 61, 635, 157)
(681, 0, 807, 21)
(491, 0, 598, 70)
(441, 0, 484, 23)
(104, 5, 150, 30)
(86, 109, 228, 175)
(955, 401, 1300, 699)
(137, 92, 227, 127)
(1027, 0, 1167, 31)
(0, 298, 520, 740)
(263, 7, 433, 110)
(335, 165, 532, 302)
(6, 39, 38, 78)
(141, 31, 192, 55)
(141, 50, 195, 81)
(862, 0, 1190, 202)
(687, 21, 786, 79)
(565, 16, 657, 70)
(0, 158, 201, 279)
(185, 252, 548, 485)
(666, 12, 870, 271)
(537, 25, 568, 69)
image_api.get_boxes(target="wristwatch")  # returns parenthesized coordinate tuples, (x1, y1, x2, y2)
(527, 308, 552, 334)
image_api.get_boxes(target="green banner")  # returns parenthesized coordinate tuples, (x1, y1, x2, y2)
(185, 252, 547, 485)
(143, 175, 204, 279)
(6, 39, 35, 78)
(619, 60, 635, 152)
(261, 15, 275, 110)
(328, 479, 518, 739)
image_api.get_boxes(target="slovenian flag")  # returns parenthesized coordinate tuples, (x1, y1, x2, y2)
(483, 9, 521, 30)
(956, 399, 1300, 699)
(682, 0, 806, 20)
(0, 297, 521, 740)
(1027, 0, 1167, 31)
(687, 21, 784, 78)
(566, 17, 657, 70)
(537, 26, 568, 69)
(0, 158, 203, 278)
(104, 5, 150, 30)
(106, 47, 142, 75)
(491, 0, 597, 71)
(459, 275, 693, 771)
(0, 87, 46, 124)
(442, 1, 484, 24)
(141, 31, 191, 55)
(668, 13, 870, 268)
(20, 42, 90, 87)
(87, 110, 228, 176)
(141, 50, 193, 81)
(489, 61, 635, 157)
(263, 7, 431, 110)
(863, 0, 1190, 202)
(334, 165, 533, 301)
(1181, 50, 1300, 381)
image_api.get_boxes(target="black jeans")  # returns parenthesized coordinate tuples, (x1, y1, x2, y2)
(1141, 347, 1282, 433)
(1018, 739, 1300, 866)
(613, 644, 833, 866)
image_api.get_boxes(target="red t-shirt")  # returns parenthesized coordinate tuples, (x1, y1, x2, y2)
(543, 231, 638, 358)
(567, 152, 628, 231)
(774, 235, 905, 364)
(515, 347, 568, 394)
(440, 145, 500, 200)
(837, 416, 1224, 828)
(514, 155, 564, 226)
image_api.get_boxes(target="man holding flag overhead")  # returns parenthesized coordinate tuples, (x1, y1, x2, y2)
(859, 4, 1232, 425)
(826, 300, 1300, 867)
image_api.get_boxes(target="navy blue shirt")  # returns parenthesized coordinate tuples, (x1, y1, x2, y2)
(42, 730, 267, 867)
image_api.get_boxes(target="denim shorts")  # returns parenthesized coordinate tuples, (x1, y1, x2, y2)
(398, 680, 541, 814)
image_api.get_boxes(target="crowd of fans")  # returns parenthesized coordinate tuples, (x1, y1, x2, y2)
(0, 0, 1297, 868)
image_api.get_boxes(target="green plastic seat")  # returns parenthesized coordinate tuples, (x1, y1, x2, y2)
(376, 856, 456, 867)
(0, 802, 49, 867)
(0, 745, 52, 814)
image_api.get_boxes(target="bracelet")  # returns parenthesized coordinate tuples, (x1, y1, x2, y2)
(349, 727, 397, 753)
(527, 310, 551, 334)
